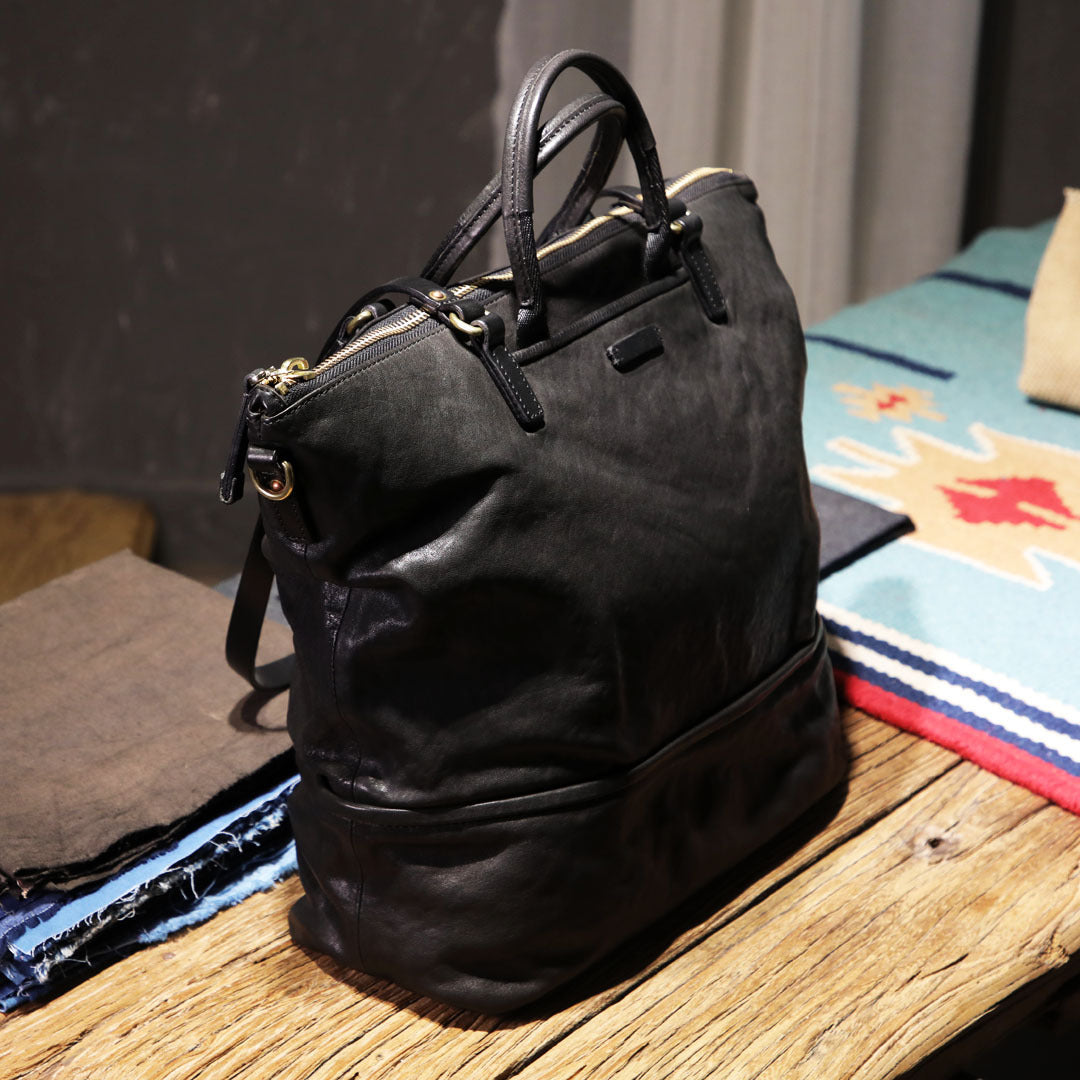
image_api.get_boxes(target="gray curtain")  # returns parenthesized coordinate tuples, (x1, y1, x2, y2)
(496, 0, 983, 325)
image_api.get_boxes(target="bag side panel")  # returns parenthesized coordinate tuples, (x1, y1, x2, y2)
(260, 180, 822, 809)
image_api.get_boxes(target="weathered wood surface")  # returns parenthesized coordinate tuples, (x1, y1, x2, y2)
(0, 490, 155, 602)
(513, 764, 1080, 1080)
(3, 709, 1077, 1080)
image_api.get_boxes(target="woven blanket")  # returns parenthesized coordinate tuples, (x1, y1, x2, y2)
(803, 220, 1080, 813)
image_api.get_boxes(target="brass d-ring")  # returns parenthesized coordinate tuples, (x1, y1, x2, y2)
(344, 307, 376, 336)
(447, 311, 484, 337)
(249, 460, 295, 501)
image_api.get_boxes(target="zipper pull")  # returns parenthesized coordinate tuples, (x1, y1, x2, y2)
(220, 359, 310, 504)
(219, 380, 255, 505)
(256, 356, 310, 394)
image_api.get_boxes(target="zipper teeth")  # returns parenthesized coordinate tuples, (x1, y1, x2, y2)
(307, 308, 429, 378)
(309, 280, 482, 378)
(478, 165, 732, 281)
(302, 166, 732, 385)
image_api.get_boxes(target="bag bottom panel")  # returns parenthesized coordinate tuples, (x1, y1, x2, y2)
(287, 627, 846, 1014)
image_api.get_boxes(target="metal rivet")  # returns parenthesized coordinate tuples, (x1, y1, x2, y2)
(428, 289, 448, 301)
(269, 479, 284, 493)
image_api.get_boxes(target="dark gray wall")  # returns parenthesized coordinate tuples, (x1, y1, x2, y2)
(964, 0, 1080, 240)
(2, 1, 501, 578)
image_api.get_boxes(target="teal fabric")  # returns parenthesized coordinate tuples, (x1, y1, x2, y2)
(803, 218, 1080, 807)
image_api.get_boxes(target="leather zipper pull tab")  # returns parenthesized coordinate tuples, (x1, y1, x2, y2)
(220, 373, 264, 504)
(220, 396, 250, 504)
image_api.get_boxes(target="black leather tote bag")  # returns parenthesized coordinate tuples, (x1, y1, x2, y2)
(221, 50, 847, 1014)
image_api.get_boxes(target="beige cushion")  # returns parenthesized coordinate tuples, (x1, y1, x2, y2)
(1020, 187, 1080, 412)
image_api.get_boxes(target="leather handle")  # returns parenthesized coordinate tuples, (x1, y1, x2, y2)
(502, 50, 673, 347)
(535, 95, 626, 247)
(421, 92, 627, 286)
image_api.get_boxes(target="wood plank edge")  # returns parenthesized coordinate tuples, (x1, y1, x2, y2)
(898, 961, 1080, 1080)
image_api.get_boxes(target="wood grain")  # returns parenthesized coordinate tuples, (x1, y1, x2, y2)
(0, 710, 965, 1080)
(0, 490, 155, 602)
(512, 764, 1080, 1080)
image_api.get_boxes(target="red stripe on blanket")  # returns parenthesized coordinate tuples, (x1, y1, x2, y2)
(835, 670, 1080, 814)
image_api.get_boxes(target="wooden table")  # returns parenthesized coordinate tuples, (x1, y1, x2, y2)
(4, 706, 1080, 1080)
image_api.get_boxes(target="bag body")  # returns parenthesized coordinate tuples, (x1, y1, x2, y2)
(223, 51, 846, 1014)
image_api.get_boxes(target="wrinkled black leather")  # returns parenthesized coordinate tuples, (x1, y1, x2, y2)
(233, 54, 846, 1016)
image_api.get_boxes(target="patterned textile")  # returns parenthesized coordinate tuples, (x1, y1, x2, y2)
(804, 219, 1080, 812)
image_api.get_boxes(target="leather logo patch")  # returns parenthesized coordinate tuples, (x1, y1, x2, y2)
(606, 325, 664, 373)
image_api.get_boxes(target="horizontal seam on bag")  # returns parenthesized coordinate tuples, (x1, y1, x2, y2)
(308, 619, 828, 831)
(515, 272, 688, 366)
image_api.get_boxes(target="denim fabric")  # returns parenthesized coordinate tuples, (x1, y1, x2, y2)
(812, 483, 913, 579)
(0, 777, 297, 1011)
(0, 843, 297, 1011)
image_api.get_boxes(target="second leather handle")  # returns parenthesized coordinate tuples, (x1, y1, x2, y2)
(422, 92, 627, 286)
(502, 50, 673, 347)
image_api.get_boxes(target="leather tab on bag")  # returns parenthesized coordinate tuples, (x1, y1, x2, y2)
(674, 212, 728, 325)
(607, 195, 727, 325)
(219, 390, 250, 505)
(607, 325, 664, 373)
(470, 312, 545, 431)
(247, 447, 313, 544)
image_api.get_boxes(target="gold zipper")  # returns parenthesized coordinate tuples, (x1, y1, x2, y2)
(255, 166, 732, 395)
(478, 165, 732, 281)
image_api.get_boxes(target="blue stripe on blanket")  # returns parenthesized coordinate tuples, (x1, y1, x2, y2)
(829, 651, 1080, 778)
(822, 617, 1080, 743)
(804, 334, 956, 380)
(929, 269, 1032, 300)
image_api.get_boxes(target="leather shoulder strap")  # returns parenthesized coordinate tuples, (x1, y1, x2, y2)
(226, 518, 295, 691)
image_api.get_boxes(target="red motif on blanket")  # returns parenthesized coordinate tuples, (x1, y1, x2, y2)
(939, 476, 1079, 530)
(815, 424, 1080, 587)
